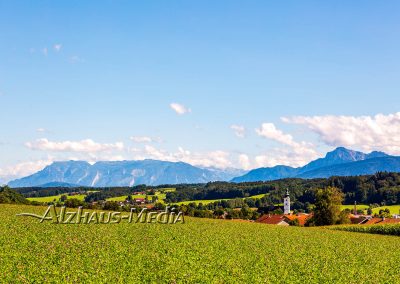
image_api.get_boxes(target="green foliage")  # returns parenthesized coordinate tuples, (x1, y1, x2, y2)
(288, 218, 300, 226)
(64, 198, 85, 208)
(1, 204, 400, 283)
(165, 172, 400, 209)
(313, 187, 344, 226)
(0, 186, 29, 204)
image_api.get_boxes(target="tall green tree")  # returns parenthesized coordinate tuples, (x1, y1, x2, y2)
(313, 187, 344, 226)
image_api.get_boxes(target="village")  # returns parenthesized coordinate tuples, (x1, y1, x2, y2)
(256, 190, 400, 226)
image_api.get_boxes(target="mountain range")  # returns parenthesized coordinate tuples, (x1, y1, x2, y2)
(7, 147, 400, 187)
(8, 160, 246, 188)
(231, 147, 398, 182)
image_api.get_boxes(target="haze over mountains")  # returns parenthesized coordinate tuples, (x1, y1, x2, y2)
(8, 147, 400, 187)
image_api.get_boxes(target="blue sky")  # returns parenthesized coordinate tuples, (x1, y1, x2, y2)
(1, 1, 400, 182)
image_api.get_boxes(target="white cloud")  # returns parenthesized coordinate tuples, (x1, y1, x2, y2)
(231, 125, 246, 138)
(282, 112, 400, 155)
(254, 147, 320, 168)
(53, 44, 62, 52)
(170, 103, 191, 115)
(42, 47, 48, 56)
(131, 145, 233, 169)
(255, 122, 319, 167)
(130, 136, 161, 143)
(238, 154, 251, 170)
(256, 123, 295, 146)
(25, 138, 124, 153)
(36, 128, 47, 133)
(0, 159, 53, 183)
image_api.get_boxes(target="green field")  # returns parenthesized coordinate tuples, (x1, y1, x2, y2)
(174, 194, 268, 206)
(107, 192, 167, 202)
(340, 204, 369, 211)
(1, 204, 399, 283)
(340, 204, 400, 215)
(372, 205, 400, 215)
(107, 194, 145, 202)
(27, 194, 88, 202)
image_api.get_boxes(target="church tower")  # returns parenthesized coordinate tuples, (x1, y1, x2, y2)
(284, 189, 290, 215)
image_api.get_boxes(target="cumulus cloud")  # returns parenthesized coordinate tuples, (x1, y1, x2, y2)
(131, 145, 233, 169)
(254, 147, 319, 168)
(53, 44, 62, 52)
(25, 138, 124, 153)
(130, 136, 161, 143)
(282, 112, 400, 155)
(256, 123, 294, 146)
(0, 159, 53, 183)
(170, 103, 191, 115)
(231, 125, 246, 138)
(238, 154, 251, 170)
(255, 122, 319, 167)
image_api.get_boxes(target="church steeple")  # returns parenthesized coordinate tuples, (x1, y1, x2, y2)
(284, 189, 290, 215)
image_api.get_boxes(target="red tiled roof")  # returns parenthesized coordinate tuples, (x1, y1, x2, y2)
(360, 217, 400, 225)
(257, 215, 288, 225)
(380, 218, 400, 224)
(363, 218, 382, 225)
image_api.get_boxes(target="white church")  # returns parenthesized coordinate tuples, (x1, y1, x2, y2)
(283, 188, 291, 215)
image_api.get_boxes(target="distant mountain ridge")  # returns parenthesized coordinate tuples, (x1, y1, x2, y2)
(8, 147, 400, 187)
(8, 160, 246, 188)
(231, 147, 398, 182)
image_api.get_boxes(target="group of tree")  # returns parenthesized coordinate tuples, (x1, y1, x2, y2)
(0, 186, 30, 204)
(165, 172, 400, 209)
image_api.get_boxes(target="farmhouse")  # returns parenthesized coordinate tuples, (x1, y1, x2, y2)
(134, 198, 146, 205)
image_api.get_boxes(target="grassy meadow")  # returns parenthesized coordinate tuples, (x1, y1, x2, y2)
(27, 194, 88, 202)
(340, 204, 400, 215)
(1, 204, 400, 283)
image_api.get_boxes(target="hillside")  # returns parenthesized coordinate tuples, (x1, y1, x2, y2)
(0, 186, 29, 204)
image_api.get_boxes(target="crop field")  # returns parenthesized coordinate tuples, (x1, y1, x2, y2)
(331, 224, 400, 236)
(1, 204, 400, 283)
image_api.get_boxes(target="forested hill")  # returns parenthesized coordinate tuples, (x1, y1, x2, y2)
(0, 186, 29, 204)
(166, 172, 400, 207)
